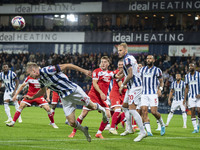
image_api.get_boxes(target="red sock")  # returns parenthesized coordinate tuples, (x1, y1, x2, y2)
(99, 121, 108, 132)
(116, 112, 125, 125)
(52, 111, 55, 117)
(111, 112, 120, 128)
(13, 111, 21, 122)
(73, 117, 83, 133)
(48, 113, 54, 123)
(133, 120, 137, 125)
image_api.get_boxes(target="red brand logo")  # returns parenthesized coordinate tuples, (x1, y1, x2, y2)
(181, 48, 187, 54)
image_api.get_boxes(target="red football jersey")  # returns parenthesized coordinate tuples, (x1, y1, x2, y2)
(110, 69, 126, 100)
(88, 68, 114, 98)
(24, 76, 43, 98)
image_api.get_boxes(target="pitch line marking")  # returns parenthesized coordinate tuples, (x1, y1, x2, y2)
(0, 136, 200, 143)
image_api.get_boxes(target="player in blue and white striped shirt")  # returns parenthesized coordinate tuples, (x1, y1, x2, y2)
(0, 64, 22, 123)
(184, 63, 200, 133)
(24, 62, 108, 142)
(140, 55, 165, 136)
(166, 74, 187, 128)
(117, 43, 146, 142)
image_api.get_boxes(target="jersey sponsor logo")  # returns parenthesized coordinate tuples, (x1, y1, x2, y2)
(189, 80, 198, 84)
(102, 76, 111, 82)
(174, 88, 181, 91)
(143, 72, 153, 77)
(29, 79, 41, 88)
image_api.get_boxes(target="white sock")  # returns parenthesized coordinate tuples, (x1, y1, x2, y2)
(158, 116, 165, 127)
(4, 102, 12, 120)
(74, 121, 85, 132)
(122, 107, 132, 132)
(129, 109, 146, 135)
(182, 112, 187, 127)
(78, 115, 84, 121)
(96, 103, 105, 112)
(14, 101, 19, 110)
(14, 101, 22, 120)
(157, 120, 161, 129)
(97, 130, 102, 134)
(166, 112, 173, 125)
(144, 122, 152, 133)
(51, 108, 55, 113)
(191, 118, 197, 130)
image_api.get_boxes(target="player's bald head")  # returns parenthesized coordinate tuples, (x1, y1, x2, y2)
(147, 55, 154, 60)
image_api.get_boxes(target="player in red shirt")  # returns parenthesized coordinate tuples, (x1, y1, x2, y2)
(107, 60, 126, 134)
(68, 56, 114, 139)
(6, 62, 58, 128)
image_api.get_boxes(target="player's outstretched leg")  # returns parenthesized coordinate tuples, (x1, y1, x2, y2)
(6, 110, 21, 127)
(68, 115, 85, 138)
(87, 101, 108, 123)
(129, 109, 147, 142)
(6, 103, 26, 127)
(74, 121, 91, 142)
(120, 107, 133, 136)
(13, 101, 22, 123)
(166, 112, 173, 127)
(66, 110, 91, 142)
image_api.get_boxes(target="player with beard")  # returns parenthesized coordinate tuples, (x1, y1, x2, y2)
(117, 43, 147, 142)
(0, 63, 22, 123)
(166, 73, 187, 128)
(140, 55, 165, 136)
(184, 63, 200, 133)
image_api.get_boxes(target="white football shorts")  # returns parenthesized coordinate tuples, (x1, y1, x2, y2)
(188, 97, 200, 108)
(61, 86, 90, 116)
(170, 100, 186, 112)
(141, 94, 159, 107)
(123, 86, 142, 107)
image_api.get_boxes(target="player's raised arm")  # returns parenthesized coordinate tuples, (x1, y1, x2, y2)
(24, 87, 46, 100)
(58, 64, 92, 77)
(119, 67, 132, 94)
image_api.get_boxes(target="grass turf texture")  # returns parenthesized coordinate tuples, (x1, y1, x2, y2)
(0, 105, 199, 150)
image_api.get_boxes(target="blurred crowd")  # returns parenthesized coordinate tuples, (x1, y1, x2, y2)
(1, 23, 200, 32)
(0, 52, 200, 107)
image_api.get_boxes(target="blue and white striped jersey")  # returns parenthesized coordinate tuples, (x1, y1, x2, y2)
(185, 71, 200, 99)
(140, 66, 162, 94)
(0, 70, 17, 92)
(123, 53, 142, 89)
(39, 65, 77, 98)
(171, 80, 185, 101)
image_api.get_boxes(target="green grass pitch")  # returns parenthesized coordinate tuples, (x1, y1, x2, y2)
(0, 105, 200, 150)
